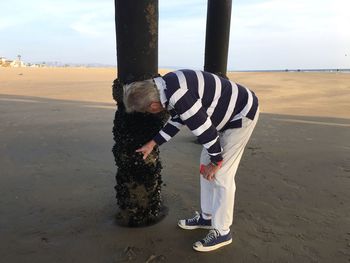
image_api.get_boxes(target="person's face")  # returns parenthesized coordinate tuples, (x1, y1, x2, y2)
(145, 101, 165, 114)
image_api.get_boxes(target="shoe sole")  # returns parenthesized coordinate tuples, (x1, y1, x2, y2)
(177, 222, 212, 230)
(193, 239, 232, 252)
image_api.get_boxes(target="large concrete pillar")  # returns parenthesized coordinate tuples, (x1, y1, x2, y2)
(204, 0, 232, 78)
(112, 0, 166, 227)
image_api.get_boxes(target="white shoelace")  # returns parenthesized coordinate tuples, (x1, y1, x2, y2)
(202, 229, 220, 244)
(187, 211, 201, 223)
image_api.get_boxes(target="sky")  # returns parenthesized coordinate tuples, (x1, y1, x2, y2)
(0, 0, 349, 70)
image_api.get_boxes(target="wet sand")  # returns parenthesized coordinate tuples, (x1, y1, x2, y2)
(0, 68, 349, 262)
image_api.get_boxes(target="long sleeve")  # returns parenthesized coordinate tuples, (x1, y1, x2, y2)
(153, 69, 259, 163)
(153, 115, 184, 146)
(169, 88, 223, 162)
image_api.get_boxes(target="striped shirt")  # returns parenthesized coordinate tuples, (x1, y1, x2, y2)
(153, 69, 259, 162)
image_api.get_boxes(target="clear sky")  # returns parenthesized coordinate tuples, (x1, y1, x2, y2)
(1, 0, 349, 70)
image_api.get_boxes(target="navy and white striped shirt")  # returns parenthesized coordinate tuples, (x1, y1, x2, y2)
(153, 69, 258, 162)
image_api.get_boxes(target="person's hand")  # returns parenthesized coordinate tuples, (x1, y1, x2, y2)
(136, 140, 157, 160)
(200, 162, 223, 181)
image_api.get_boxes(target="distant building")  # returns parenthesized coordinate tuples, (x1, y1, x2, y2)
(10, 59, 25, 67)
(0, 57, 7, 66)
(0, 57, 12, 67)
(0, 56, 50, 67)
(0, 56, 26, 67)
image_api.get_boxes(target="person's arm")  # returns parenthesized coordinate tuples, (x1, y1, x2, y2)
(170, 89, 223, 163)
(152, 115, 184, 146)
(172, 90, 224, 181)
(136, 116, 184, 159)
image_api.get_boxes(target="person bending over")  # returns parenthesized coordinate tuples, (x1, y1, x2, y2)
(123, 69, 259, 252)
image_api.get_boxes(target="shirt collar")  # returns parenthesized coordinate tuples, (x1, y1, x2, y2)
(153, 77, 167, 108)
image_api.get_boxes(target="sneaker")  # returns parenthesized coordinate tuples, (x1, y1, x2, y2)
(178, 211, 212, 230)
(193, 229, 232, 252)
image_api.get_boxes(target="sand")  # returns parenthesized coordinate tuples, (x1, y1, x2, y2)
(228, 71, 350, 119)
(0, 67, 349, 262)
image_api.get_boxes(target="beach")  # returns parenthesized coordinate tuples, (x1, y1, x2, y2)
(0, 67, 349, 262)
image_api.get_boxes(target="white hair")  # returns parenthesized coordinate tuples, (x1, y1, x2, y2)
(123, 79, 160, 113)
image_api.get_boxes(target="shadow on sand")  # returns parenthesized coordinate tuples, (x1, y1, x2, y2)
(0, 94, 349, 262)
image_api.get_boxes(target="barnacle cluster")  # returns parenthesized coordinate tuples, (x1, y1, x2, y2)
(112, 80, 167, 226)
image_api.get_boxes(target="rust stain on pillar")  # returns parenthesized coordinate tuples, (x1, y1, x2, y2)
(145, 3, 158, 49)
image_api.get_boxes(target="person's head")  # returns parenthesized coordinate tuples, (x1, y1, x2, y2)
(123, 79, 164, 114)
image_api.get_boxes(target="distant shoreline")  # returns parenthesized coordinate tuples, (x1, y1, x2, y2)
(1, 66, 349, 73)
(229, 68, 350, 73)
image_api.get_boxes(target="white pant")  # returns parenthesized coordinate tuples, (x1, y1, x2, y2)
(200, 110, 259, 232)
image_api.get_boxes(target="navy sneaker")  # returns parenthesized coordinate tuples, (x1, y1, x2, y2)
(178, 211, 212, 230)
(193, 229, 232, 252)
